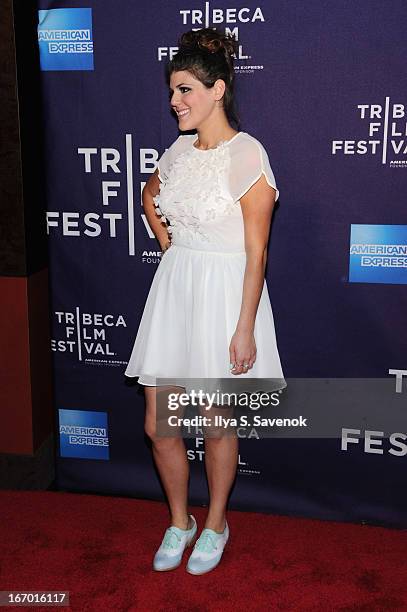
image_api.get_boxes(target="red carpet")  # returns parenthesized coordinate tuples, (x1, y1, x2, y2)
(0, 491, 406, 611)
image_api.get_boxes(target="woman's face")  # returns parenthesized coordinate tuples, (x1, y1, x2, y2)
(169, 70, 222, 130)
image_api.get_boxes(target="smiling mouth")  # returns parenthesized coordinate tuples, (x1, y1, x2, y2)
(176, 109, 190, 118)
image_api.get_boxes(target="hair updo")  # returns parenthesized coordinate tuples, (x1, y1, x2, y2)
(166, 28, 240, 128)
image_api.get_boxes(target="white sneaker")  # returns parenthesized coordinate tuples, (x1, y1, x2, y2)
(153, 514, 197, 571)
(186, 521, 229, 575)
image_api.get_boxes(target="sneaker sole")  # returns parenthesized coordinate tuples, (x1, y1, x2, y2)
(153, 561, 182, 572)
(186, 558, 222, 575)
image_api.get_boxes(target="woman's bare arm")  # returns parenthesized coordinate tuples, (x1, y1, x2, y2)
(142, 168, 172, 251)
(229, 174, 276, 375)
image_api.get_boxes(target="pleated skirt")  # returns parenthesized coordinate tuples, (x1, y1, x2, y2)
(125, 244, 286, 394)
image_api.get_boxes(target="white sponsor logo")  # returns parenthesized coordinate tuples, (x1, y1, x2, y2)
(350, 245, 407, 268)
(38, 29, 93, 54)
(186, 436, 249, 466)
(332, 99, 407, 165)
(142, 250, 163, 263)
(51, 307, 128, 366)
(60, 425, 109, 446)
(158, 2, 267, 73)
(179, 5, 265, 25)
(341, 428, 407, 456)
(46, 134, 161, 260)
(389, 368, 407, 393)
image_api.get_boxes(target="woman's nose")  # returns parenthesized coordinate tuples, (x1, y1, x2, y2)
(170, 91, 180, 107)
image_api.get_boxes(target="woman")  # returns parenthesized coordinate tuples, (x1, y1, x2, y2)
(125, 27, 286, 575)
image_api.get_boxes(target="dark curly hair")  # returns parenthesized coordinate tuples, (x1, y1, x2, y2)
(166, 28, 240, 128)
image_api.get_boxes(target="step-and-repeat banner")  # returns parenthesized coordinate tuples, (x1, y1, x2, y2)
(37, 1, 407, 527)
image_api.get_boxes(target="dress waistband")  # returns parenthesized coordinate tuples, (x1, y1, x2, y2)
(170, 243, 246, 256)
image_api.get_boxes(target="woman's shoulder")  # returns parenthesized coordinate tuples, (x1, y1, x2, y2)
(166, 133, 195, 155)
(157, 135, 194, 179)
(232, 132, 269, 155)
(158, 134, 194, 172)
(229, 132, 272, 171)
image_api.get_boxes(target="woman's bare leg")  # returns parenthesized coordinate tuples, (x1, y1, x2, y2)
(202, 404, 239, 532)
(144, 385, 193, 530)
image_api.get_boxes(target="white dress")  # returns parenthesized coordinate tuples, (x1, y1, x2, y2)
(125, 131, 286, 394)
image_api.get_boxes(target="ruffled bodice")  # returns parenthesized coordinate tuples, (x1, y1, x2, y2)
(152, 132, 279, 253)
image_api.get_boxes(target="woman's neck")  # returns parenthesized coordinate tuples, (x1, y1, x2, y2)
(194, 118, 238, 150)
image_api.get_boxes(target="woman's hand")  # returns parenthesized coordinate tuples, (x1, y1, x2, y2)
(229, 329, 256, 375)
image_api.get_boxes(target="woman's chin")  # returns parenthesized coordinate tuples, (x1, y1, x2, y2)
(178, 120, 196, 131)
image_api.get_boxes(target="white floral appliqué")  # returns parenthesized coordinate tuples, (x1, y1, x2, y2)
(152, 141, 237, 244)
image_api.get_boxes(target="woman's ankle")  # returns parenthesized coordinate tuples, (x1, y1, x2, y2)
(170, 512, 193, 530)
(204, 515, 226, 533)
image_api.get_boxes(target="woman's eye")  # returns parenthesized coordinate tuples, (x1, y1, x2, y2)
(168, 87, 191, 100)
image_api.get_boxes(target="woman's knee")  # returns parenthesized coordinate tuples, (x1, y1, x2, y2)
(144, 420, 183, 448)
(144, 419, 157, 441)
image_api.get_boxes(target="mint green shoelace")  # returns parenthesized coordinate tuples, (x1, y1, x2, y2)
(195, 530, 218, 553)
(162, 528, 181, 550)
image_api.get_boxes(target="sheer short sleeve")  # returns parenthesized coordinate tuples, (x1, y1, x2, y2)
(229, 134, 280, 203)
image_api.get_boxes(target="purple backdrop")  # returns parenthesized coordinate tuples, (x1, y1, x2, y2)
(37, 0, 407, 527)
